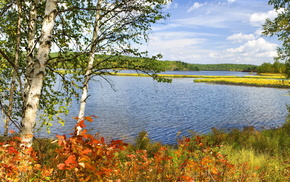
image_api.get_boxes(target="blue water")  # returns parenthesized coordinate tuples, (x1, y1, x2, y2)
(30, 71, 289, 144)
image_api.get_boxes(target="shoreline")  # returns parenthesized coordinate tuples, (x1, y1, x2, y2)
(194, 81, 290, 89)
(113, 72, 290, 88)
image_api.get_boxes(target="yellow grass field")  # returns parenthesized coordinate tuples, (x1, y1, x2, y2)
(113, 72, 287, 79)
(194, 77, 290, 88)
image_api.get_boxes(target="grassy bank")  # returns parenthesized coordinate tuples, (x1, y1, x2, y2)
(113, 72, 290, 88)
(113, 72, 242, 78)
(114, 72, 287, 79)
(56, 70, 286, 79)
(194, 77, 290, 88)
(0, 117, 289, 181)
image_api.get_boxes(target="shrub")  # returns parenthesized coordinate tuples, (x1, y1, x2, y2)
(0, 117, 289, 181)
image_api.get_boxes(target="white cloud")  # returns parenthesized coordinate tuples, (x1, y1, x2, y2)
(254, 28, 263, 36)
(227, 33, 256, 43)
(226, 38, 277, 53)
(188, 3, 204, 12)
(222, 38, 278, 64)
(250, 9, 278, 26)
(228, 0, 235, 3)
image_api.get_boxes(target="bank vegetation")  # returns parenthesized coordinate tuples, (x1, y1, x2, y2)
(0, 116, 289, 181)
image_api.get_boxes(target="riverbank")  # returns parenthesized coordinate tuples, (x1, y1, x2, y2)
(1, 120, 289, 181)
(112, 72, 290, 88)
(194, 77, 290, 88)
(113, 72, 287, 78)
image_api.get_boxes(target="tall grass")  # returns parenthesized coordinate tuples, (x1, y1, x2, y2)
(204, 123, 290, 181)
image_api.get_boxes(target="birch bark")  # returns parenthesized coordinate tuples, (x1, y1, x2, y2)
(20, 0, 57, 146)
(77, 0, 103, 134)
(24, 0, 38, 108)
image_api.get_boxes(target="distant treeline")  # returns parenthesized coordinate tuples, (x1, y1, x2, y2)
(160, 60, 257, 72)
(257, 61, 286, 74)
(52, 53, 285, 73)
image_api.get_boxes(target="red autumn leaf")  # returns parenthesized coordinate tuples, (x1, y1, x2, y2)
(56, 135, 65, 140)
(83, 133, 95, 141)
(82, 149, 92, 155)
(8, 147, 19, 154)
(65, 155, 77, 165)
(9, 130, 15, 134)
(211, 167, 219, 174)
(77, 120, 86, 129)
(111, 140, 123, 145)
(83, 116, 93, 122)
(57, 163, 66, 170)
(83, 176, 91, 182)
(12, 136, 22, 141)
(101, 137, 105, 144)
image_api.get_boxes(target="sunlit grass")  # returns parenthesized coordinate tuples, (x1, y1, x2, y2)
(244, 74, 286, 79)
(258, 73, 286, 76)
(114, 72, 243, 78)
(55, 70, 287, 80)
(219, 146, 287, 181)
(114, 72, 287, 79)
(194, 77, 290, 88)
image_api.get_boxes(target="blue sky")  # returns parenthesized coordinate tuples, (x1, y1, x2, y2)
(141, 0, 281, 65)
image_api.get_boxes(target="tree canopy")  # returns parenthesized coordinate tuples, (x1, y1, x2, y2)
(257, 61, 286, 74)
(263, 0, 290, 77)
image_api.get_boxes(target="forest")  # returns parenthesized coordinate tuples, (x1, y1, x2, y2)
(160, 60, 257, 71)
(50, 54, 258, 72)
(257, 61, 287, 74)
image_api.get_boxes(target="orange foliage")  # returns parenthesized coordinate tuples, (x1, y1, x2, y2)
(0, 116, 288, 181)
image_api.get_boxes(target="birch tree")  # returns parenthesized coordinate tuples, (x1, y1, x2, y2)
(20, 0, 58, 146)
(0, 0, 77, 139)
(77, 0, 103, 133)
(77, 0, 171, 129)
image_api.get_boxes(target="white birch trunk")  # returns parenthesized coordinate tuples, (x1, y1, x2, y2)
(20, 0, 57, 147)
(77, 0, 103, 134)
(24, 0, 38, 107)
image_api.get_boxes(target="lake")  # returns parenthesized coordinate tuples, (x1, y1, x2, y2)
(40, 71, 290, 144)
